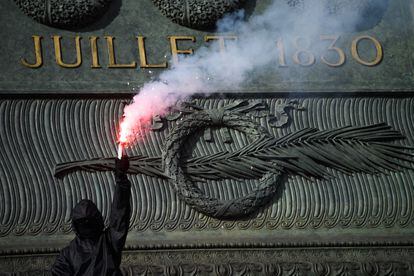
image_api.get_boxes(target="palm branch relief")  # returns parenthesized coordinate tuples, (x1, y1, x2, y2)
(184, 123, 414, 181)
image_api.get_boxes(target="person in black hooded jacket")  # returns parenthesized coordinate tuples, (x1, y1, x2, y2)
(51, 155, 131, 275)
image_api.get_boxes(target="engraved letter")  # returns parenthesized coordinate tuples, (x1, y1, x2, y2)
(21, 35, 43, 68)
(169, 36, 195, 64)
(53, 36, 82, 68)
(137, 36, 167, 68)
(89, 36, 101, 68)
(204, 35, 237, 53)
(104, 36, 137, 68)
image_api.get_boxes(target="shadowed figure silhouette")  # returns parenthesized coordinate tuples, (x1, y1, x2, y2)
(51, 155, 130, 276)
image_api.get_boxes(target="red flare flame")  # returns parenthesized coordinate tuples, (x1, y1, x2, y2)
(117, 89, 175, 159)
(117, 107, 155, 158)
(117, 119, 129, 159)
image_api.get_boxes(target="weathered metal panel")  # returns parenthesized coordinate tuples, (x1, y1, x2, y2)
(1, 0, 414, 274)
(0, 0, 414, 93)
(1, 96, 414, 251)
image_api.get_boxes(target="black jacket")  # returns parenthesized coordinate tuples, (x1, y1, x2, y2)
(51, 174, 131, 276)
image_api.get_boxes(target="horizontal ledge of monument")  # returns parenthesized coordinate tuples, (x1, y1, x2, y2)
(1, 229, 414, 255)
(2, 89, 414, 98)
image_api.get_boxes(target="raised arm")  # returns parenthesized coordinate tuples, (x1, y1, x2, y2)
(109, 155, 131, 256)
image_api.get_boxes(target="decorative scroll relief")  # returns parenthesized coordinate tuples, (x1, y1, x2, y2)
(1, 97, 414, 236)
(149, 100, 303, 141)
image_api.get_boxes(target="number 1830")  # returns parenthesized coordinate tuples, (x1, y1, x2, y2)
(276, 35, 383, 68)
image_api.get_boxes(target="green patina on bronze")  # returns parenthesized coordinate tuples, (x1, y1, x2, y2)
(0, 0, 413, 93)
(1, 0, 414, 274)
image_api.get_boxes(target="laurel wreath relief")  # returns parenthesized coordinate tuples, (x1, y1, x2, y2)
(55, 102, 414, 219)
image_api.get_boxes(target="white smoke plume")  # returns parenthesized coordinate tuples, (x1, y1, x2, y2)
(119, 0, 388, 145)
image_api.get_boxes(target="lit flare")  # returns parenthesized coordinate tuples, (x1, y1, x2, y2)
(117, 143, 124, 159)
(117, 119, 129, 159)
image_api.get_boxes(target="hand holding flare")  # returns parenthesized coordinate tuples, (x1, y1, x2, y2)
(115, 146, 129, 176)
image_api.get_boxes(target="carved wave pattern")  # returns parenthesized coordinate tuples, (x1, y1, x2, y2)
(0, 97, 414, 236)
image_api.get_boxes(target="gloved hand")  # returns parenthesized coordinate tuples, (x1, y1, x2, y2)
(115, 155, 129, 176)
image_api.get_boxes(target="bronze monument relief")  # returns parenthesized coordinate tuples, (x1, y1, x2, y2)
(2, 0, 414, 274)
(55, 101, 414, 219)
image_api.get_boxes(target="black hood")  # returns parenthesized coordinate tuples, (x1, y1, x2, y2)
(71, 199, 104, 239)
